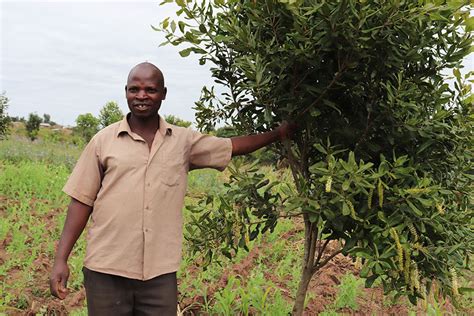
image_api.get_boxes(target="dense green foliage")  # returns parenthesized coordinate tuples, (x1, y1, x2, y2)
(75, 113, 100, 142)
(160, 0, 474, 312)
(25, 113, 42, 141)
(99, 101, 124, 128)
(0, 93, 10, 139)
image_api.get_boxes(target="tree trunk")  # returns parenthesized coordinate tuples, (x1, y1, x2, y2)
(292, 261, 314, 316)
(292, 217, 317, 316)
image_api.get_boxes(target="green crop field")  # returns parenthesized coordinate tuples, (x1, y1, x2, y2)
(0, 127, 472, 315)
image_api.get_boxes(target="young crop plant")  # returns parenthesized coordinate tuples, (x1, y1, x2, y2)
(159, 0, 474, 314)
(334, 272, 365, 310)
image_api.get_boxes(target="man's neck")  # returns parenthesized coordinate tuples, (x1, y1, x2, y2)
(128, 113, 160, 135)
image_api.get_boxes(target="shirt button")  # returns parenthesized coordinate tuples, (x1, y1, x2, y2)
(145, 206, 149, 210)
(145, 228, 149, 233)
(147, 183, 151, 187)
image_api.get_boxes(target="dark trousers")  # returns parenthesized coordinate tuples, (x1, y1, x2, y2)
(82, 267, 177, 316)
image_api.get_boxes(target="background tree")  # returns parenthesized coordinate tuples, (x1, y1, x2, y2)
(99, 101, 123, 128)
(25, 113, 42, 141)
(164, 114, 192, 128)
(42, 113, 57, 126)
(215, 125, 238, 138)
(0, 92, 11, 140)
(160, 0, 474, 314)
(43, 113, 51, 124)
(75, 113, 100, 143)
(9, 116, 25, 123)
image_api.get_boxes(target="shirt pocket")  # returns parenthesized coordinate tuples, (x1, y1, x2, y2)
(155, 146, 186, 187)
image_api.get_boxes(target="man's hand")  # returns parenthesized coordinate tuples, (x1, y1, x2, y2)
(50, 260, 70, 300)
(276, 121, 297, 141)
(231, 120, 297, 157)
(49, 198, 92, 300)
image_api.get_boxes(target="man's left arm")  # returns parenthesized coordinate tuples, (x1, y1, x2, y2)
(231, 121, 294, 157)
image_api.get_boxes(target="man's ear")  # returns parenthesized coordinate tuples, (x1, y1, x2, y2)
(161, 87, 168, 100)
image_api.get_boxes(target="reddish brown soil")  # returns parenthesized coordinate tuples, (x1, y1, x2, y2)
(0, 196, 84, 315)
(1, 196, 471, 315)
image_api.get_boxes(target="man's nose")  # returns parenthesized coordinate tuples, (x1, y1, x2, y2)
(137, 90, 148, 99)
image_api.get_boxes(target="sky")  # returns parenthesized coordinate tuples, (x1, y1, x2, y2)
(1, 0, 214, 126)
(1, 1, 473, 126)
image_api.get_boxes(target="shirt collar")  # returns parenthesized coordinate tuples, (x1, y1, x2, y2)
(116, 113, 173, 138)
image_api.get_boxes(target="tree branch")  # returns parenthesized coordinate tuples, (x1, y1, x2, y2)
(314, 239, 330, 266)
(312, 248, 343, 274)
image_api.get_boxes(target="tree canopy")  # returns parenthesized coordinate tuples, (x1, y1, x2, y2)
(160, 0, 473, 313)
(75, 113, 100, 143)
(99, 101, 124, 128)
(164, 114, 193, 128)
(25, 113, 42, 141)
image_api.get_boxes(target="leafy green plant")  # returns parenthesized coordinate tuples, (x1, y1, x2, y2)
(75, 113, 99, 142)
(159, 0, 474, 314)
(0, 92, 11, 139)
(99, 101, 123, 128)
(211, 275, 239, 315)
(25, 113, 42, 141)
(334, 272, 364, 310)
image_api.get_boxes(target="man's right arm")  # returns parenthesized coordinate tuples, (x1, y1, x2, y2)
(50, 198, 92, 299)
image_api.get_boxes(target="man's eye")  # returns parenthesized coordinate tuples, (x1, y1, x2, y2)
(129, 88, 138, 92)
(146, 88, 157, 93)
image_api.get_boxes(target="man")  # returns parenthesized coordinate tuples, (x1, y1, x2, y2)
(50, 62, 293, 315)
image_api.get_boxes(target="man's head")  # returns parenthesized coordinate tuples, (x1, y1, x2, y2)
(125, 62, 167, 120)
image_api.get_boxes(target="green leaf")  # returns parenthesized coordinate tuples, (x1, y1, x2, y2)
(342, 179, 350, 191)
(459, 287, 474, 294)
(406, 200, 423, 216)
(360, 264, 370, 278)
(453, 68, 461, 81)
(342, 202, 351, 216)
(465, 16, 474, 32)
(417, 140, 435, 155)
(314, 144, 327, 154)
(264, 106, 272, 123)
(354, 249, 372, 259)
(178, 21, 186, 33)
(365, 275, 378, 288)
(179, 47, 193, 57)
(162, 17, 170, 29)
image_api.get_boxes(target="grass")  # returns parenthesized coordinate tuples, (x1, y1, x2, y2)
(0, 136, 82, 170)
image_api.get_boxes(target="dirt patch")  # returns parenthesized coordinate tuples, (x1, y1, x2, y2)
(1, 197, 86, 315)
(177, 233, 470, 316)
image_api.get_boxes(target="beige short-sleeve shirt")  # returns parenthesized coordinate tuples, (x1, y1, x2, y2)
(63, 114, 232, 280)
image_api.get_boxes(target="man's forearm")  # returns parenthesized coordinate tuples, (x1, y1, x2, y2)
(54, 198, 92, 262)
(231, 129, 280, 157)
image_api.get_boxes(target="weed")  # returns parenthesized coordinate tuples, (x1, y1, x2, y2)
(334, 272, 364, 310)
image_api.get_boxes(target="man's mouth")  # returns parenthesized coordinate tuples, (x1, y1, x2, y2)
(134, 104, 151, 110)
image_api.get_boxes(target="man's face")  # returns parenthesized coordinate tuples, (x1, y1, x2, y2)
(125, 66, 167, 119)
